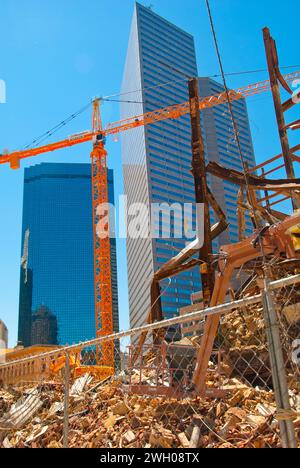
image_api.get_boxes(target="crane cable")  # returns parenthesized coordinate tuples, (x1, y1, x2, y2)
(205, 0, 272, 270)
(20, 101, 93, 152)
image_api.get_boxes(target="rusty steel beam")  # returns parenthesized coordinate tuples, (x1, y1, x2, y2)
(189, 77, 215, 307)
(193, 211, 300, 394)
(263, 27, 298, 209)
(131, 79, 230, 365)
(207, 161, 300, 191)
(250, 144, 300, 173)
(286, 119, 300, 131)
(282, 92, 300, 113)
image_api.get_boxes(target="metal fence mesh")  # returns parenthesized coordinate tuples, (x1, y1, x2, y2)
(0, 291, 299, 448)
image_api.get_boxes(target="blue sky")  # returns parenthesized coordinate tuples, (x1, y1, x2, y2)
(0, 0, 299, 346)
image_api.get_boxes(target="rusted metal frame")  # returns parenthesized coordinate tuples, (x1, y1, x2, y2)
(250, 147, 300, 173)
(207, 161, 300, 189)
(152, 222, 225, 284)
(263, 27, 298, 209)
(263, 195, 291, 209)
(251, 153, 284, 172)
(208, 160, 300, 210)
(254, 193, 276, 225)
(132, 109, 230, 363)
(237, 188, 247, 240)
(262, 163, 286, 178)
(292, 153, 300, 163)
(252, 182, 300, 191)
(133, 219, 228, 363)
(286, 119, 300, 131)
(206, 186, 229, 234)
(267, 208, 287, 222)
(192, 211, 300, 394)
(245, 180, 280, 225)
(189, 77, 215, 307)
(133, 78, 230, 365)
(261, 168, 271, 212)
(243, 162, 264, 228)
(208, 162, 296, 223)
(282, 93, 300, 113)
(248, 187, 264, 227)
(259, 190, 283, 204)
(157, 259, 202, 282)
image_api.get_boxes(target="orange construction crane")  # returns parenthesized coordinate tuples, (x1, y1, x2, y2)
(1, 71, 299, 171)
(1, 71, 299, 372)
(90, 99, 114, 368)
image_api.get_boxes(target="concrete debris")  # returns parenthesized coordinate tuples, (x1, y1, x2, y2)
(0, 389, 43, 429)
(70, 374, 93, 397)
(0, 375, 298, 448)
(48, 402, 64, 417)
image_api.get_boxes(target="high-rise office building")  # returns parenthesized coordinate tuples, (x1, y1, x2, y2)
(121, 3, 256, 330)
(18, 163, 119, 346)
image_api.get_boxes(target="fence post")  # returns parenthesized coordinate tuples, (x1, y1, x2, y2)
(63, 352, 70, 449)
(262, 281, 297, 448)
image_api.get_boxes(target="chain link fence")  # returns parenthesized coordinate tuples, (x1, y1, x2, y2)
(0, 276, 299, 448)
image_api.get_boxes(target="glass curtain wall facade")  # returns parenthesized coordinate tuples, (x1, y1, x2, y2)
(121, 3, 200, 330)
(18, 163, 119, 346)
(121, 3, 257, 330)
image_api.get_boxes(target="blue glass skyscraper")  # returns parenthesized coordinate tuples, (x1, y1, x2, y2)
(18, 163, 119, 346)
(121, 3, 256, 330)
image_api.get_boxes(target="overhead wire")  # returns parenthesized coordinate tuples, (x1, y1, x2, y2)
(209, 64, 300, 78)
(205, 0, 256, 215)
(102, 64, 300, 100)
(20, 101, 93, 152)
(205, 0, 270, 268)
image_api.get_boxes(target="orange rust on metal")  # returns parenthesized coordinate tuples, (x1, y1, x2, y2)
(250, 146, 300, 174)
(192, 212, 300, 394)
(207, 161, 300, 190)
(189, 77, 214, 308)
(262, 163, 286, 178)
(263, 27, 298, 209)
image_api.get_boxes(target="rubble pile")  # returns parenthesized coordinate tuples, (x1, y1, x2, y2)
(0, 374, 299, 448)
(219, 304, 272, 386)
(219, 292, 300, 388)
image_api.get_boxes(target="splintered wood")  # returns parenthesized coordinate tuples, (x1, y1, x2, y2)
(0, 376, 299, 448)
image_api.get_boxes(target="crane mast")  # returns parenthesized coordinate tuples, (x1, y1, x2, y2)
(91, 100, 114, 366)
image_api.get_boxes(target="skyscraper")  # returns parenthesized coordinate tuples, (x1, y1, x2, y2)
(121, 3, 200, 331)
(121, 3, 256, 330)
(18, 163, 119, 346)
